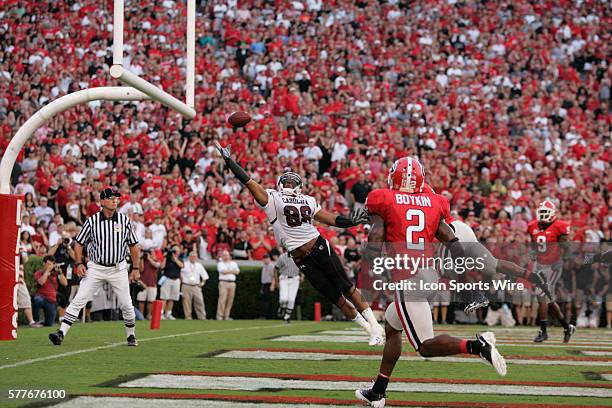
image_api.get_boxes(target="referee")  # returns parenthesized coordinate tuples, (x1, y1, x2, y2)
(49, 187, 141, 346)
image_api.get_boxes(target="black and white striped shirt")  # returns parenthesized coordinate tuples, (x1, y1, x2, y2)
(75, 210, 138, 265)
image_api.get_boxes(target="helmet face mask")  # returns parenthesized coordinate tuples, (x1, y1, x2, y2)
(277, 172, 302, 196)
(536, 200, 556, 223)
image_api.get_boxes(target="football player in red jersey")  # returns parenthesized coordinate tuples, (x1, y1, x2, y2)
(527, 200, 576, 343)
(356, 157, 515, 407)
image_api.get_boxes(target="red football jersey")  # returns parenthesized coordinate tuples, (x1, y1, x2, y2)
(366, 188, 448, 247)
(366, 188, 449, 280)
(527, 219, 570, 264)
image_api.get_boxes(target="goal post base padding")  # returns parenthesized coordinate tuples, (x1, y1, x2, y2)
(0, 194, 22, 340)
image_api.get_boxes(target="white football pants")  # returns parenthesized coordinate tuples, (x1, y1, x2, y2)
(63, 261, 135, 328)
(279, 276, 300, 311)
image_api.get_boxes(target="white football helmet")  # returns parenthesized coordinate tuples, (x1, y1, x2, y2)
(277, 172, 302, 196)
(535, 200, 557, 223)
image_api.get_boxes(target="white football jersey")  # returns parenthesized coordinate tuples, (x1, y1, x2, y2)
(259, 189, 321, 251)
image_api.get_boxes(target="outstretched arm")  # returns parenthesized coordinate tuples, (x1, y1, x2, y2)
(314, 207, 369, 228)
(435, 220, 458, 243)
(586, 249, 612, 265)
(215, 142, 268, 206)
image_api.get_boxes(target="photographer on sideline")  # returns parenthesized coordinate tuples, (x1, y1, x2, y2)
(159, 245, 184, 320)
(33, 255, 68, 326)
(48, 234, 77, 317)
(138, 249, 161, 319)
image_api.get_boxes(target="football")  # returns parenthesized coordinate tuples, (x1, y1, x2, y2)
(227, 111, 251, 128)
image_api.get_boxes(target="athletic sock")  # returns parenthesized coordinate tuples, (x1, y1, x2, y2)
(361, 307, 379, 327)
(284, 309, 293, 320)
(353, 313, 371, 332)
(59, 311, 79, 336)
(558, 317, 570, 330)
(461, 339, 482, 355)
(540, 319, 547, 333)
(372, 373, 389, 394)
(59, 322, 71, 336)
(126, 325, 135, 337)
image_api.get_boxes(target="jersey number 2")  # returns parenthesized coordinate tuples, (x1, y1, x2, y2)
(406, 209, 425, 250)
(285, 205, 312, 227)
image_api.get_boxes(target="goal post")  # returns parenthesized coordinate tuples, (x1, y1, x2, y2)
(110, 0, 196, 119)
(0, 87, 149, 340)
(0, 0, 198, 339)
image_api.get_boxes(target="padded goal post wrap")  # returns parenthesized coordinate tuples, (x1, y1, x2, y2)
(0, 194, 22, 340)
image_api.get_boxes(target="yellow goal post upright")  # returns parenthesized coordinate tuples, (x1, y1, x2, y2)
(0, 0, 197, 340)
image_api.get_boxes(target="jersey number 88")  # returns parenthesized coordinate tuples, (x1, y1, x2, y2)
(285, 205, 312, 227)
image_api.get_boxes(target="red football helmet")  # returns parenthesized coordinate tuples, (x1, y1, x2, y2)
(536, 200, 557, 223)
(387, 157, 425, 193)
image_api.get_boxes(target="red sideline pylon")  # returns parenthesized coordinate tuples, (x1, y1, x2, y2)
(314, 302, 321, 322)
(150, 300, 163, 330)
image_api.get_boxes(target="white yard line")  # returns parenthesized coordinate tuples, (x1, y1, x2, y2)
(318, 330, 612, 343)
(52, 396, 349, 408)
(581, 351, 612, 356)
(272, 335, 612, 349)
(117, 374, 612, 398)
(215, 350, 612, 367)
(0, 322, 315, 370)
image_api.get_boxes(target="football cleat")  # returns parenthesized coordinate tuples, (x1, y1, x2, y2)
(533, 330, 548, 343)
(464, 292, 490, 314)
(477, 332, 507, 376)
(563, 325, 576, 343)
(368, 322, 385, 346)
(127, 335, 138, 347)
(355, 388, 386, 407)
(48, 330, 64, 345)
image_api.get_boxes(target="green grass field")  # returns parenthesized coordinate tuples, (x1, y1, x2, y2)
(0, 320, 611, 407)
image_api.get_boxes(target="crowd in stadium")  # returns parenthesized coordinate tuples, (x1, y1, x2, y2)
(1, 0, 610, 327)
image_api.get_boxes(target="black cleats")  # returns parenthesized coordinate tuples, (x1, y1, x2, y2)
(355, 388, 386, 407)
(48, 330, 64, 345)
(563, 325, 576, 343)
(533, 330, 548, 343)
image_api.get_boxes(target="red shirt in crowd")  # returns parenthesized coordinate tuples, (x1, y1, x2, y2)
(34, 270, 60, 303)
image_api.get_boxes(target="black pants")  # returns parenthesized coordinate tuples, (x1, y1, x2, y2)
(292, 236, 353, 304)
(260, 283, 275, 319)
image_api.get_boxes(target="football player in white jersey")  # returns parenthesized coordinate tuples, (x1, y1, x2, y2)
(215, 142, 385, 345)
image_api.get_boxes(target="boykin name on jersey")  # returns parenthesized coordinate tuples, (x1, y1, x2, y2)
(395, 194, 432, 207)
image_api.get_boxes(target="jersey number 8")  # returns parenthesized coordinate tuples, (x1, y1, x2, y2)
(285, 205, 312, 227)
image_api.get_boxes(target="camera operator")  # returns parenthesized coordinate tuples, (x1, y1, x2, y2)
(48, 234, 77, 316)
(159, 245, 184, 320)
(138, 249, 161, 319)
(33, 255, 68, 326)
